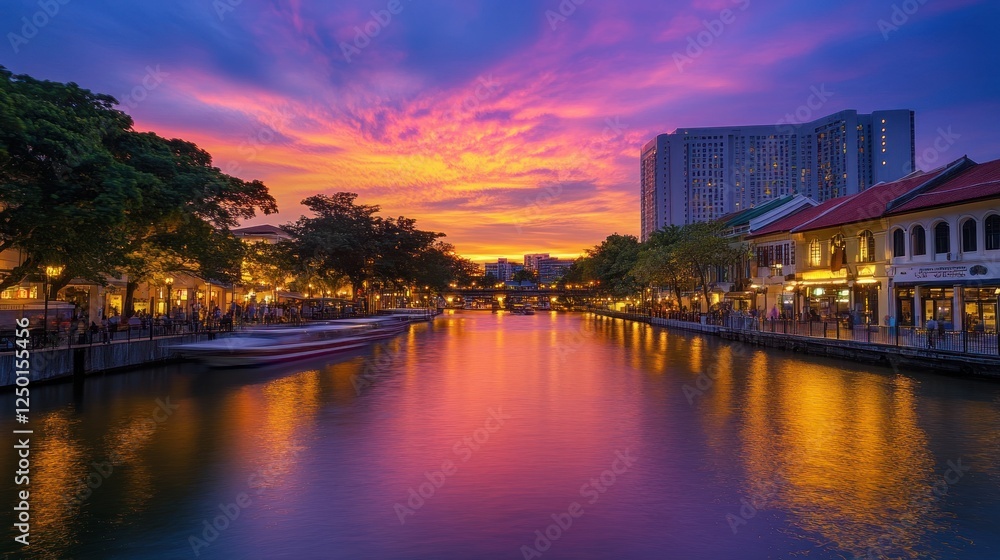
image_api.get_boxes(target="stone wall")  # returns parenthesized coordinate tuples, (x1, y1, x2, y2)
(0, 333, 231, 387)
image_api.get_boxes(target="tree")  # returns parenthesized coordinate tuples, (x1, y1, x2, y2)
(115, 133, 277, 316)
(411, 241, 479, 292)
(586, 234, 641, 298)
(0, 66, 138, 292)
(285, 193, 449, 296)
(672, 222, 744, 307)
(634, 226, 692, 305)
(0, 67, 278, 316)
(512, 269, 536, 283)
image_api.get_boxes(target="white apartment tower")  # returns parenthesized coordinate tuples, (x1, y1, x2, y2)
(640, 109, 915, 240)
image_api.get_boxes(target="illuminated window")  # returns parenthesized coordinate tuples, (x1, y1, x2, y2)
(859, 230, 875, 262)
(809, 239, 822, 267)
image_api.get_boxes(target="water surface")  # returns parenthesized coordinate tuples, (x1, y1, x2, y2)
(3, 312, 1000, 559)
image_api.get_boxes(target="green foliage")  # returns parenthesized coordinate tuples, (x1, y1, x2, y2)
(0, 67, 278, 309)
(512, 269, 536, 283)
(579, 233, 641, 298)
(285, 193, 470, 294)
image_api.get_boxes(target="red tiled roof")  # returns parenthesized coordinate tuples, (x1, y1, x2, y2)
(748, 199, 841, 237)
(790, 169, 945, 232)
(887, 158, 1000, 214)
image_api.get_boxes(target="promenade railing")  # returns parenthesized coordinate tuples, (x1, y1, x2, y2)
(642, 310, 999, 357)
(0, 318, 243, 353)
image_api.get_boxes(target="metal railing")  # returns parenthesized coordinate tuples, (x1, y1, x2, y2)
(650, 311, 998, 357)
(0, 318, 242, 352)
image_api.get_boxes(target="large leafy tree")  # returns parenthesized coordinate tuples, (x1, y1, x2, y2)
(115, 133, 277, 315)
(285, 193, 383, 296)
(633, 225, 692, 304)
(586, 234, 642, 298)
(0, 67, 278, 315)
(0, 66, 138, 293)
(672, 221, 744, 304)
(285, 193, 460, 296)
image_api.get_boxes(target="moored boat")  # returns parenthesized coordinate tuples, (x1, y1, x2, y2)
(175, 317, 409, 368)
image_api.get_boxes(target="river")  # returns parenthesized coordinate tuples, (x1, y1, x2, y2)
(3, 312, 1000, 559)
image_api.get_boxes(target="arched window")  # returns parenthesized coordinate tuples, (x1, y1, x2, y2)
(809, 239, 821, 267)
(934, 222, 950, 254)
(986, 215, 1000, 251)
(892, 229, 906, 258)
(961, 219, 977, 252)
(911, 225, 926, 256)
(858, 230, 875, 262)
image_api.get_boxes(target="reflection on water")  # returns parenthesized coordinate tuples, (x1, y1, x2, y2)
(3, 312, 1000, 559)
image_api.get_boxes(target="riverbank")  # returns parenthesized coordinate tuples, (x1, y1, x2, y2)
(592, 310, 1000, 378)
(0, 331, 235, 388)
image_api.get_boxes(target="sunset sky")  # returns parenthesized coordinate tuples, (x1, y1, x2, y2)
(3, 0, 998, 262)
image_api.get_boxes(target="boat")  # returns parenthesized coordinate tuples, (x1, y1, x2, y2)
(174, 317, 409, 368)
(510, 304, 535, 315)
(383, 308, 437, 322)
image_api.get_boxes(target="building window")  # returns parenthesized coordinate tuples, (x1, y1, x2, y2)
(911, 225, 926, 256)
(809, 239, 822, 267)
(858, 230, 875, 262)
(987, 215, 1000, 251)
(961, 219, 977, 252)
(934, 222, 950, 254)
(892, 229, 906, 258)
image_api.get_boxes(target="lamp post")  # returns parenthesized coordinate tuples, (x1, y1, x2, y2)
(995, 287, 999, 355)
(165, 277, 174, 319)
(43, 265, 64, 336)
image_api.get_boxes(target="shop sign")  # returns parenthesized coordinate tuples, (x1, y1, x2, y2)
(893, 264, 991, 281)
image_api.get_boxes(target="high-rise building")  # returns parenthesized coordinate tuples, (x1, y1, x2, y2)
(640, 109, 915, 240)
(484, 258, 521, 282)
(523, 253, 550, 272)
(536, 257, 575, 284)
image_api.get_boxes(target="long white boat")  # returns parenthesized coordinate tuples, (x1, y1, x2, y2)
(383, 308, 438, 321)
(175, 317, 409, 368)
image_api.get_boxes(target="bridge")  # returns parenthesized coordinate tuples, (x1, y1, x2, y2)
(440, 287, 598, 309)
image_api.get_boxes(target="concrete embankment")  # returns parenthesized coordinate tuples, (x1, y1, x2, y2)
(1, 332, 232, 387)
(593, 311, 1000, 379)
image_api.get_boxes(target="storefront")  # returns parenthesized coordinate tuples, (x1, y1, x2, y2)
(894, 285, 998, 330)
(962, 288, 998, 332)
(804, 285, 850, 320)
(852, 282, 880, 325)
(891, 263, 999, 330)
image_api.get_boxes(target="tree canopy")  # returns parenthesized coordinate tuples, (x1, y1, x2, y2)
(283, 193, 474, 296)
(0, 66, 278, 312)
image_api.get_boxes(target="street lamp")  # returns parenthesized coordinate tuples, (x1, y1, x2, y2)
(165, 277, 174, 318)
(43, 265, 64, 335)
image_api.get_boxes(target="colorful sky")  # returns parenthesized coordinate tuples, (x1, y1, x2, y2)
(3, 0, 999, 262)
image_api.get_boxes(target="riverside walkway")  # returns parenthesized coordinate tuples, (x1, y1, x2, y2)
(593, 309, 1000, 377)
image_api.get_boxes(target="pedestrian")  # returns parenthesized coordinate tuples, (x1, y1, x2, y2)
(768, 304, 779, 321)
(926, 317, 938, 348)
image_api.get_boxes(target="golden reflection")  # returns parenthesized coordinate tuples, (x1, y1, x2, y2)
(29, 410, 84, 560)
(739, 363, 939, 558)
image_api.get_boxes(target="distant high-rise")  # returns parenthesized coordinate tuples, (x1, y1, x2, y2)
(640, 109, 915, 240)
(523, 253, 550, 272)
(484, 258, 521, 282)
